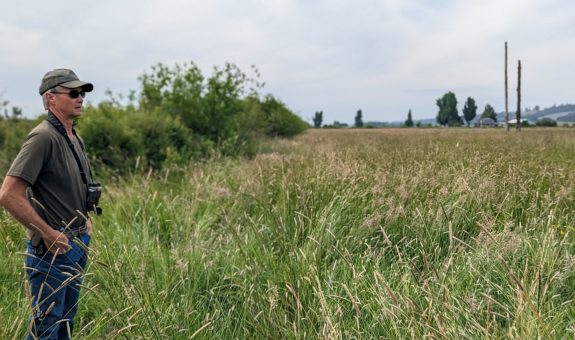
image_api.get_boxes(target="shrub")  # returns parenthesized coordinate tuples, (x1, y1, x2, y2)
(260, 95, 309, 137)
(0, 117, 44, 174)
(78, 62, 308, 173)
(535, 118, 558, 127)
(79, 102, 142, 174)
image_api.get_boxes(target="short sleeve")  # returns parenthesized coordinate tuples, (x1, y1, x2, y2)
(6, 129, 53, 185)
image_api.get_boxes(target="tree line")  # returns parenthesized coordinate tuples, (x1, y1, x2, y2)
(310, 93, 498, 128)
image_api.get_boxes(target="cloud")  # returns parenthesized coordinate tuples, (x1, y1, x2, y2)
(0, 0, 573, 122)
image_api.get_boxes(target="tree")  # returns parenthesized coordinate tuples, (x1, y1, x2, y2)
(313, 110, 323, 128)
(481, 104, 497, 122)
(436, 92, 461, 126)
(404, 109, 414, 127)
(355, 109, 363, 128)
(139, 62, 206, 133)
(462, 97, 478, 126)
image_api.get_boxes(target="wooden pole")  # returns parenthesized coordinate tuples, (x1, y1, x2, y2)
(516, 60, 522, 132)
(505, 42, 509, 131)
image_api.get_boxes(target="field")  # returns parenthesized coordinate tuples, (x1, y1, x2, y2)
(1, 128, 574, 339)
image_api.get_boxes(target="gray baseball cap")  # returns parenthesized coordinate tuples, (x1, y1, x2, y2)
(39, 69, 94, 95)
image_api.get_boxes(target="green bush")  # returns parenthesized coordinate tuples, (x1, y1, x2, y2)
(80, 100, 208, 173)
(261, 95, 309, 137)
(78, 102, 142, 174)
(535, 118, 558, 127)
(139, 62, 205, 134)
(68, 62, 308, 174)
(0, 117, 44, 174)
(129, 109, 195, 168)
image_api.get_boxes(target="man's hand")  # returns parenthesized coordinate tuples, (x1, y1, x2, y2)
(43, 228, 70, 254)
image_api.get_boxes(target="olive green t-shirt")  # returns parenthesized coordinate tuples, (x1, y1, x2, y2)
(7, 120, 91, 230)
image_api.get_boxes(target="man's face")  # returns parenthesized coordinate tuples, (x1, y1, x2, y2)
(49, 87, 86, 117)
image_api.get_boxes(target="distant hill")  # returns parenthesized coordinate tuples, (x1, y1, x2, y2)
(497, 103, 575, 123)
(557, 112, 575, 122)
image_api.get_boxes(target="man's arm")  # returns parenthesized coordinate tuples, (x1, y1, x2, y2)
(0, 176, 70, 254)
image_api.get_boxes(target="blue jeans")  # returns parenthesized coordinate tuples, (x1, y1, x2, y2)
(25, 233, 90, 340)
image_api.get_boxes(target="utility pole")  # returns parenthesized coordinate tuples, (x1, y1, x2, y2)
(516, 60, 522, 132)
(505, 42, 509, 131)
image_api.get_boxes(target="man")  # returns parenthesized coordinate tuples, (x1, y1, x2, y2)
(0, 69, 101, 339)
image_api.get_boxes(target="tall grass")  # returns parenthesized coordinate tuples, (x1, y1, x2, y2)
(1, 128, 574, 338)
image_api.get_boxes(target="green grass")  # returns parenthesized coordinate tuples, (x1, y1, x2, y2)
(1, 128, 574, 339)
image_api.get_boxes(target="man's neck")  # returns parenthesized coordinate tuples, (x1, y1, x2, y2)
(49, 109, 74, 137)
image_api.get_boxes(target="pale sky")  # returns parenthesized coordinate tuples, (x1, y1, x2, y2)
(1, 0, 574, 124)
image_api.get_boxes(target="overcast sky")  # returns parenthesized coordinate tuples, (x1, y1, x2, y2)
(1, 0, 574, 124)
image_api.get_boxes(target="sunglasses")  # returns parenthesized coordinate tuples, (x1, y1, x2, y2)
(51, 89, 87, 99)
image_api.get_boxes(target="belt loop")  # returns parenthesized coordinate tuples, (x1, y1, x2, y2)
(62, 224, 87, 238)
